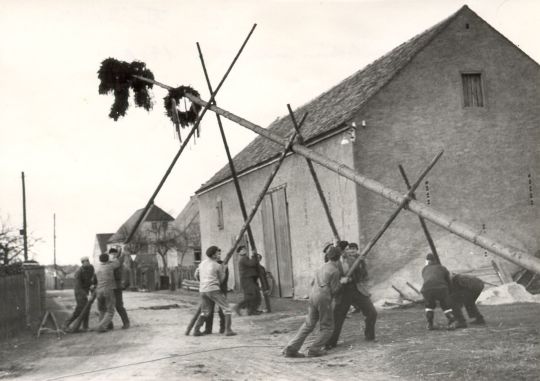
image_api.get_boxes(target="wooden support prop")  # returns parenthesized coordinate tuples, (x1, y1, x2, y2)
(223, 129, 301, 265)
(133, 78, 540, 275)
(186, 129, 299, 334)
(197, 42, 271, 311)
(287, 104, 340, 242)
(125, 24, 257, 245)
(392, 285, 415, 302)
(398, 164, 440, 264)
(406, 281, 422, 296)
(344, 151, 443, 278)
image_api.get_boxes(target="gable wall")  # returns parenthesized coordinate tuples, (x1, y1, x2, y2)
(351, 10, 540, 299)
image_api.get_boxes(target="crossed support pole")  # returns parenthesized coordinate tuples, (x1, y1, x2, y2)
(186, 130, 300, 335)
(196, 38, 272, 312)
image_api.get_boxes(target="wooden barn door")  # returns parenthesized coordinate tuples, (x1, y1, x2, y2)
(261, 186, 294, 297)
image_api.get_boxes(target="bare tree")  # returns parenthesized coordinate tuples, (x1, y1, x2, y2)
(0, 216, 40, 265)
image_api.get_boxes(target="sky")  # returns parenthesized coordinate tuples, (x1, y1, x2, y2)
(1, 0, 539, 265)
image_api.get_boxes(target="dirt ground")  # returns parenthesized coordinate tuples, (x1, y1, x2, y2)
(0, 289, 539, 381)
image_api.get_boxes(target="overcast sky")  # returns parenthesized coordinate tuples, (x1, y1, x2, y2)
(1, 0, 538, 265)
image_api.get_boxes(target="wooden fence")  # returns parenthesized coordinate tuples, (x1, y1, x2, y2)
(0, 264, 46, 340)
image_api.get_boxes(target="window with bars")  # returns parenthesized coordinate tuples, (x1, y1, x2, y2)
(462, 73, 484, 107)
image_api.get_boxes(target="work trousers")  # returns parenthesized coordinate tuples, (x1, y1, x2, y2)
(237, 277, 261, 314)
(66, 288, 90, 329)
(286, 293, 334, 353)
(114, 288, 130, 327)
(96, 289, 116, 330)
(327, 285, 377, 346)
(422, 287, 451, 311)
(200, 290, 232, 315)
(450, 289, 483, 323)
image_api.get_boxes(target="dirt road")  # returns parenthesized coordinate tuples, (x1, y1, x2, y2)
(1, 290, 539, 380)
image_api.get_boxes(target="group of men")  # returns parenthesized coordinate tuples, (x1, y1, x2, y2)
(63, 248, 130, 333)
(283, 240, 377, 358)
(421, 253, 485, 330)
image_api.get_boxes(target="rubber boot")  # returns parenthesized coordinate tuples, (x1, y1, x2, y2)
(444, 310, 456, 330)
(193, 315, 207, 337)
(426, 310, 435, 330)
(218, 308, 226, 334)
(224, 314, 237, 336)
(107, 321, 114, 330)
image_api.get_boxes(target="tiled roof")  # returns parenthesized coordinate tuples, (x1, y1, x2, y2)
(197, 6, 467, 193)
(109, 204, 175, 243)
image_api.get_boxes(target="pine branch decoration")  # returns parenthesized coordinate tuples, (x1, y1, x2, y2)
(163, 86, 203, 131)
(97, 58, 155, 121)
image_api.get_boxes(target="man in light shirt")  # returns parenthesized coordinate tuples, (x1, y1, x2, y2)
(192, 246, 236, 337)
(93, 250, 124, 332)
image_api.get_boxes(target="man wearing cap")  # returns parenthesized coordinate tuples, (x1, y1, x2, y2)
(63, 256, 95, 332)
(449, 273, 486, 328)
(326, 242, 377, 349)
(421, 253, 456, 330)
(234, 245, 262, 316)
(192, 246, 236, 337)
(282, 246, 348, 358)
(109, 248, 130, 329)
(94, 250, 125, 332)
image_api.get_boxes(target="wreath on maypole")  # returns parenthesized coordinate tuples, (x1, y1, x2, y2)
(97, 58, 203, 142)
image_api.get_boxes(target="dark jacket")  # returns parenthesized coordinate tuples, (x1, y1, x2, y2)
(75, 265, 95, 292)
(238, 255, 259, 279)
(421, 263, 451, 292)
(451, 274, 484, 293)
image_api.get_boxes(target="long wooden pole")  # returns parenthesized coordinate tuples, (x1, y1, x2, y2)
(287, 104, 340, 242)
(398, 164, 440, 264)
(197, 42, 271, 311)
(125, 24, 257, 245)
(21, 172, 28, 262)
(223, 129, 301, 265)
(345, 151, 443, 278)
(196, 42, 257, 251)
(133, 78, 540, 274)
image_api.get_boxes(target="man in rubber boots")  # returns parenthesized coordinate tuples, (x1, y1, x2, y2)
(421, 253, 456, 330)
(192, 246, 236, 337)
(234, 245, 262, 315)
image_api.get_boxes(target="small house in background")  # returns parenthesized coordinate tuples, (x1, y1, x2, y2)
(174, 196, 202, 284)
(108, 204, 178, 291)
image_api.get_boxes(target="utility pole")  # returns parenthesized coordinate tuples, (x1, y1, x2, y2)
(21, 172, 28, 262)
(53, 213, 57, 290)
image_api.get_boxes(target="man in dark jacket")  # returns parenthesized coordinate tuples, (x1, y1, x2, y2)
(326, 242, 377, 349)
(421, 253, 456, 330)
(63, 256, 95, 331)
(109, 248, 130, 329)
(283, 246, 347, 358)
(450, 273, 485, 328)
(234, 246, 262, 315)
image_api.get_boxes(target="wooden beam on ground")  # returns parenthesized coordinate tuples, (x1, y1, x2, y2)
(287, 104, 340, 242)
(398, 164, 440, 264)
(133, 78, 540, 275)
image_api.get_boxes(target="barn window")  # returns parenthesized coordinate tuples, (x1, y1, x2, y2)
(462, 73, 484, 107)
(216, 200, 224, 230)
